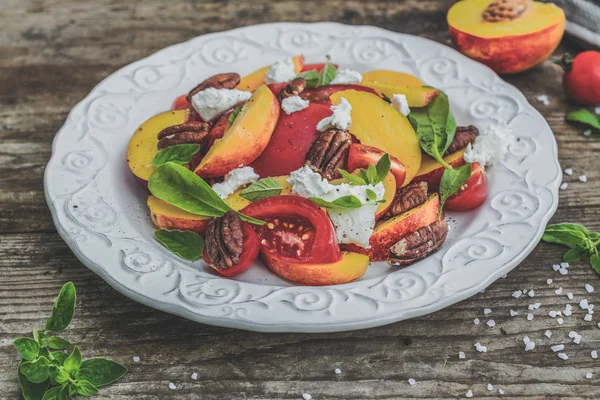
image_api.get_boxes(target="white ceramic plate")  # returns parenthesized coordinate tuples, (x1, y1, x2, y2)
(44, 22, 560, 332)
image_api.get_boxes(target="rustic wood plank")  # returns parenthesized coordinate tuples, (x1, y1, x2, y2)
(2, 1, 600, 399)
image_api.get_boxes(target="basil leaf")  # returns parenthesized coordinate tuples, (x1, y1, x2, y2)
(154, 229, 204, 261)
(228, 105, 243, 125)
(563, 247, 587, 262)
(338, 169, 367, 186)
(45, 282, 76, 332)
(148, 162, 263, 225)
(54, 368, 71, 384)
(309, 195, 363, 209)
(360, 165, 378, 185)
(439, 163, 472, 217)
(566, 109, 600, 130)
(18, 366, 49, 400)
(375, 154, 391, 184)
(318, 63, 337, 87)
(543, 223, 591, 249)
(151, 144, 200, 167)
(239, 177, 283, 201)
(50, 351, 68, 366)
(44, 336, 70, 350)
(366, 189, 377, 201)
(41, 386, 67, 400)
(296, 70, 319, 88)
(591, 254, 600, 275)
(14, 338, 41, 361)
(63, 346, 82, 375)
(77, 358, 128, 387)
(76, 380, 99, 397)
(20, 357, 51, 383)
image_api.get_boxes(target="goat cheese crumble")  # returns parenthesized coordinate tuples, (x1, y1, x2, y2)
(265, 57, 296, 84)
(464, 123, 516, 167)
(330, 68, 362, 84)
(281, 95, 309, 115)
(316, 97, 352, 131)
(211, 166, 259, 199)
(287, 165, 384, 247)
(191, 88, 251, 122)
(391, 94, 410, 116)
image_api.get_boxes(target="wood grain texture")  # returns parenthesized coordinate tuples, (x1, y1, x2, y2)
(1, 1, 600, 399)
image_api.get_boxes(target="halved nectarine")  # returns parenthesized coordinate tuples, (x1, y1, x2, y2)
(329, 90, 422, 184)
(413, 149, 466, 191)
(236, 55, 304, 92)
(195, 85, 280, 178)
(262, 251, 369, 286)
(342, 194, 440, 260)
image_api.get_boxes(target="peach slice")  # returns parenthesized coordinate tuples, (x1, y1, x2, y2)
(148, 176, 292, 233)
(362, 70, 423, 88)
(195, 85, 280, 178)
(329, 90, 422, 184)
(360, 82, 439, 107)
(262, 251, 369, 286)
(342, 194, 440, 261)
(126, 109, 192, 186)
(413, 149, 466, 191)
(236, 55, 304, 92)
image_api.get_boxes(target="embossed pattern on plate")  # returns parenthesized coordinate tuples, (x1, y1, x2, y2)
(44, 23, 560, 332)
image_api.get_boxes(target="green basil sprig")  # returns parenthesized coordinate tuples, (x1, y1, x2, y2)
(309, 195, 363, 210)
(338, 153, 391, 186)
(239, 177, 284, 201)
(295, 56, 337, 88)
(151, 144, 200, 167)
(543, 223, 600, 274)
(438, 163, 472, 219)
(148, 162, 264, 225)
(566, 109, 600, 131)
(13, 282, 127, 399)
(155, 229, 205, 261)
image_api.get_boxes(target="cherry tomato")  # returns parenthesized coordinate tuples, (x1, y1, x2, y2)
(242, 195, 342, 264)
(347, 143, 407, 187)
(560, 51, 600, 105)
(172, 94, 191, 110)
(203, 222, 260, 277)
(444, 163, 488, 211)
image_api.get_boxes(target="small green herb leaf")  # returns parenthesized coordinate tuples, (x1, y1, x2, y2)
(20, 357, 52, 383)
(53, 368, 71, 384)
(374, 154, 391, 185)
(543, 223, 591, 249)
(43, 336, 70, 350)
(228, 105, 243, 125)
(359, 165, 378, 186)
(154, 229, 204, 261)
(439, 163, 472, 218)
(338, 169, 367, 186)
(591, 254, 600, 275)
(63, 346, 82, 375)
(239, 177, 283, 201)
(309, 195, 363, 210)
(151, 144, 200, 167)
(45, 282, 76, 332)
(296, 70, 320, 88)
(41, 386, 67, 400)
(18, 367, 49, 400)
(566, 109, 600, 130)
(318, 62, 337, 87)
(366, 189, 377, 202)
(14, 338, 41, 361)
(76, 380, 99, 397)
(77, 358, 128, 387)
(50, 351, 68, 366)
(563, 247, 587, 262)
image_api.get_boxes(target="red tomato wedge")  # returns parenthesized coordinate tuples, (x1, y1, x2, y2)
(347, 143, 407, 187)
(250, 102, 333, 177)
(203, 223, 259, 277)
(444, 163, 488, 211)
(242, 195, 342, 264)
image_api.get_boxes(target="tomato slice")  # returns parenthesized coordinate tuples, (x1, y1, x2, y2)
(241, 195, 342, 264)
(444, 163, 488, 211)
(300, 63, 338, 73)
(347, 143, 407, 187)
(203, 223, 259, 277)
(172, 94, 191, 110)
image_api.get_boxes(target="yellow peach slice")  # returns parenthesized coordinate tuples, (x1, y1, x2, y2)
(360, 82, 439, 107)
(330, 90, 422, 184)
(413, 149, 466, 190)
(362, 70, 423, 88)
(236, 55, 304, 92)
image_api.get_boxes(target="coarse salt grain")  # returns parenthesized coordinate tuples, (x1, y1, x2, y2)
(132, 356, 140, 363)
(191, 372, 198, 380)
(512, 290, 522, 299)
(586, 372, 593, 379)
(584, 129, 592, 136)
(499, 389, 505, 394)
(591, 350, 598, 359)
(169, 383, 176, 390)
(523, 336, 531, 344)
(549, 311, 557, 318)
(585, 314, 593, 322)
(563, 309, 572, 317)
(545, 330, 552, 338)
(579, 175, 587, 183)
(555, 287, 563, 295)
(560, 182, 568, 190)
(553, 264, 560, 271)
(586, 284, 594, 293)
(466, 390, 473, 398)
(547, 279, 553, 285)
(551, 344, 565, 352)
(302, 393, 312, 400)
(408, 378, 416, 385)
(564, 168, 573, 176)
(559, 268, 569, 275)
(567, 292, 574, 300)
(474, 318, 480, 325)
(475, 342, 487, 352)
(561, 262, 569, 269)
(484, 308, 492, 315)
(558, 352, 569, 360)
(334, 368, 342, 375)
(487, 383, 494, 391)
(528, 290, 535, 297)
(525, 341, 536, 351)
(459, 351, 466, 359)
(510, 310, 518, 317)
(580, 299, 589, 309)
(568, 331, 578, 338)
(557, 318, 564, 325)
(527, 313, 534, 321)
(573, 335, 582, 345)
(487, 320, 496, 327)
(536, 94, 549, 104)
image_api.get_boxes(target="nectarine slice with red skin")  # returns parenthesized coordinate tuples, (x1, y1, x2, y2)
(361, 70, 423, 88)
(195, 85, 280, 178)
(262, 251, 369, 286)
(360, 82, 439, 107)
(342, 194, 440, 261)
(236, 55, 304, 92)
(413, 149, 466, 191)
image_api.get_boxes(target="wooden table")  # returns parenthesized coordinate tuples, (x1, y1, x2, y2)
(2, 1, 599, 398)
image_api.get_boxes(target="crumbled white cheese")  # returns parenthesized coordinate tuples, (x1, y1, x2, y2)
(474, 342, 487, 352)
(265, 58, 297, 84)
(564, 168, 573, 176)
(211, 166, 259, 199)
(560, 182, 568, 190)
(281, 96, 309, 115)
(484, 308, 492, 315)
(464, 123, 515, 167)
(287, 165, 385, 247)
(459, 351, 466, 359)
(579, 175, 588, 183)
(191, 88, 251, 122)
(545, 330, 552, 338)
(330, 68, 363, 85)
(391, 94, 410, 116)
(408, 378, 416, 386)
(473, 318, 480, 325)
(316, 97, 352, 131)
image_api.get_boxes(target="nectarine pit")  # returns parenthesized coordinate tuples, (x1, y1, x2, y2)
(387, 219, 448, 266)
(186, 73, 241, 102)
(156, 121, 210, 150)
(305, 128, 351, 180)
(482, 0, 528, 22)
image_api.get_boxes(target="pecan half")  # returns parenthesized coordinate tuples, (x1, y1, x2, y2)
(482, 0, 529, 22)
(157, 121, 210, 150)
(305, 128, 352, 180)
(383, 182, 428, 219)
(186, 73, 241, 102)
(279, 78, 307, 101)
(205, 211, 244, 271)
(445, 125, 479, 156)
(387, 220, 449, 266)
